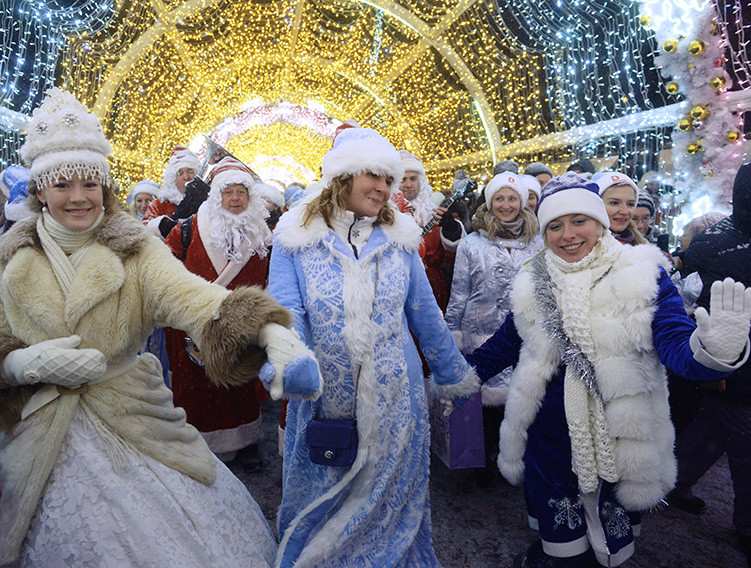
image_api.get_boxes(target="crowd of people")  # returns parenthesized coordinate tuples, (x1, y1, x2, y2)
(0, 87, 749, 568)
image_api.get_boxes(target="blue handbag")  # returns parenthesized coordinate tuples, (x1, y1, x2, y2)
(305, 418, 359, 467)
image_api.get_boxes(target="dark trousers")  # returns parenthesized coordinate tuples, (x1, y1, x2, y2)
(674, 392, 751, 536)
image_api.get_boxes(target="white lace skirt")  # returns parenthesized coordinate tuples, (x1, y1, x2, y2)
(19, 409, 277, 567)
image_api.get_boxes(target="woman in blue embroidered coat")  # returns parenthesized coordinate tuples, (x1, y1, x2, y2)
(467, 173, 751, 568)
(267, 128, 478, 568)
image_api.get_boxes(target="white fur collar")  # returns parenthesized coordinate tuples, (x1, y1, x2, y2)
(274, 202, 422, 253)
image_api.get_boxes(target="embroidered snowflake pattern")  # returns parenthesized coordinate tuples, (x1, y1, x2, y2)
(548, 496, 583, 530)
(601, 501, 630, 539)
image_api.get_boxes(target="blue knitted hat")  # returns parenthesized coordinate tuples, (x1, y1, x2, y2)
(537, 172, 610, 232)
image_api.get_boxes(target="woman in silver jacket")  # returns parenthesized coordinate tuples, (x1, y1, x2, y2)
(445, 172, 542, 406)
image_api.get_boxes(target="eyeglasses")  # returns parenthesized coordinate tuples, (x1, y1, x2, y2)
(634, 215, 652, 224)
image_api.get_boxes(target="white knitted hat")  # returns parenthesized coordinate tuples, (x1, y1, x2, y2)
(537, 172, 610, 233)
(19, 87, 111, 189)
(320, 128, 404, 192)
(594, 171, 638, 199)
(518, 174, 542, 199)
(127, 179, 159, 204)
(483, 172, 528, 208)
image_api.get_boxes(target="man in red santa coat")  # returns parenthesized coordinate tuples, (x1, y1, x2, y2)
(164, 156, 273, 468)
(144, 145, 204, 239)
(392, 150, 463, 311)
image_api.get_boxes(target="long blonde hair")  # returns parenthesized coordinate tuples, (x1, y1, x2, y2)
(471, 203, 539, 242)
(302, 174, 395, 229)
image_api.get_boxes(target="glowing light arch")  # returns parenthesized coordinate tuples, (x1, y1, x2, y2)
(94, 0, 500, 168)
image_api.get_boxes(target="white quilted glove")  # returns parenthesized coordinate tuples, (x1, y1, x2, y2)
(695, 278, 751, 363)
(3, 335, 107, 388)
(257, 323, 322, 400)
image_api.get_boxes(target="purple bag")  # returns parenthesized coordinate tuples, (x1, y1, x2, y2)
(429, 391, 485, 469)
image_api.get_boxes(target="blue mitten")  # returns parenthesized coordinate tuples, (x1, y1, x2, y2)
(258, 323, 323, 400)
(282, 356, 321, 398)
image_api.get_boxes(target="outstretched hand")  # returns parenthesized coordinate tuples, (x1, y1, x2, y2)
(695, 277, 751, 363)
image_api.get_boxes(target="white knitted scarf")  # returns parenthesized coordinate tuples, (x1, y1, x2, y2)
(37, 209, 105, 296)
(545, 233, 622, 493)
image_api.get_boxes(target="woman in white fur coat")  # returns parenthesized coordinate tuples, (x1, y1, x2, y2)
(0, 88, 320, 567)
(467, 172, 751, 568)
(268, 127, 478, 568)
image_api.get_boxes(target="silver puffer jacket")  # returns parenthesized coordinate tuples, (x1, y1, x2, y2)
(446, 230, 543, 354)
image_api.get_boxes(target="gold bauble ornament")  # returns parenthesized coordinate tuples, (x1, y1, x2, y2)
(663, 39, 679, 53)
(727, 131, 741, 143)
(639, 15, 652, 27)
(710, 20, 720, 36)
(710, 76, 726, 90)
(666, 82, 680, 94)
(686, 144, 699, 155)
(689, 40, 706, 55)
(678, 118, 694, 131)
(690, 104, 711, 120)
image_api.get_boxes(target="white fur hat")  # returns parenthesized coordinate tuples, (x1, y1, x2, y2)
(518, 174, 542, 199)
(321, 128, 404, 192)
(19, 87, 112, 189)
(594, 171, 638, 199)
(399, 149, 425, 175)
(483, 172, 528, 209)
(255, 182, 285, 208)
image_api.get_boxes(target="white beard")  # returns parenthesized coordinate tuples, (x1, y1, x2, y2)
(202, 193, 272, 264)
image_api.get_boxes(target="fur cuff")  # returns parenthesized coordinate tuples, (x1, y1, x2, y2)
(429, 366, 480, 400)
(201, 286, 292, 388)
(0, 334, 32, 432)
(497, 451, 525, 486)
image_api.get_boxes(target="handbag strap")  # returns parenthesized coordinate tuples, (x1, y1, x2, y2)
(310, 257, 379, 421)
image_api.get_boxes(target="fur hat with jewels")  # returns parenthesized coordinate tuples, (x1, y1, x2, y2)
(19, 87, 112, 189)
(321, 128, 404, 192)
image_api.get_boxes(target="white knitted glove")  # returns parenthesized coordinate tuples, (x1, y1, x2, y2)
(3, 335, 107, 388)
(257, 323, 322, 400)
(695, 278, 751, 363)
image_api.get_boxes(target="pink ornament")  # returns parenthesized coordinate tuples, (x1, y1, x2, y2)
(714, 57, 724, 67)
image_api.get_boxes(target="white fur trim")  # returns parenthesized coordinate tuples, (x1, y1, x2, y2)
(401, 158, 425, 175)
(210, 170, 256, 198)
(274, 201, 421, 253)
(146, 215, 168, 240)
(429, 366, 481, 400)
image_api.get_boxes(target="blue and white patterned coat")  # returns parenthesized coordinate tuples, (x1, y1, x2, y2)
(268, 204, 477, 568)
